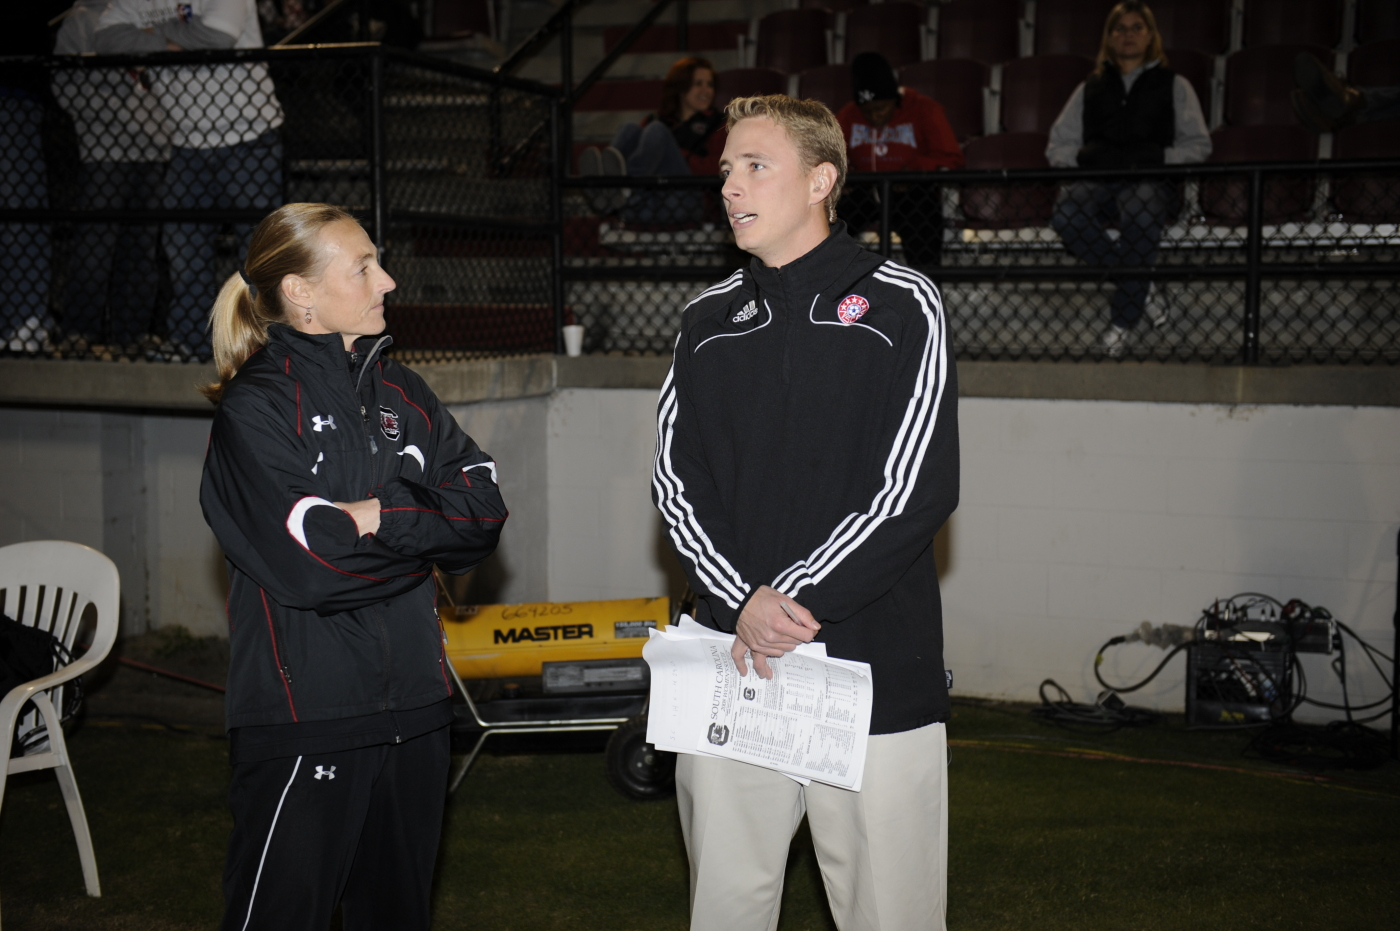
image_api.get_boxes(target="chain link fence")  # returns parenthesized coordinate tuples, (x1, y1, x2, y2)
(1, 45, 557, 363)
(563, 163, 1398, 365)
(3, 46, 1395, 366)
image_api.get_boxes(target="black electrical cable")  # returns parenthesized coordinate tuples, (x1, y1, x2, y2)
(1030, 679, 1161, 733)
(1093, 640, 1189, 694)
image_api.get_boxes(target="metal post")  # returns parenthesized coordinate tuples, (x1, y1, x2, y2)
(549, 98, 566, 355)
(1241, 167, 1263, 365)
(369, 47, 385, 252)
(1391, 527, 1398, 759)
(879, 178, 892, 258)
(359, 0, 372, 40)
(677, 0, 689, 51)
(561, 3, 574, 172)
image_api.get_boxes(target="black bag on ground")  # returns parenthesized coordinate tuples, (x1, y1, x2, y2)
(0, 613, 81, 756)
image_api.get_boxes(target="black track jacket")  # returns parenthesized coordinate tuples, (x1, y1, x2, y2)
(653, 225, 959, 734)
(201, 325, 506, 730)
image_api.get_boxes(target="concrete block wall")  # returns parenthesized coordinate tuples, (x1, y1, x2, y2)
(2, 386, 1395, 724)
(941, 399, 1400, 719)
(0, 408, 224, 638)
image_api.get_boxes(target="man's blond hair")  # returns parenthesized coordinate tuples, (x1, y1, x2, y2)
(725, 95, 847, 222)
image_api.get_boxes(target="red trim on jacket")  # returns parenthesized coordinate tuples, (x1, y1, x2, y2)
(380, 506, 504, 522)
(378, 363, 431, 430)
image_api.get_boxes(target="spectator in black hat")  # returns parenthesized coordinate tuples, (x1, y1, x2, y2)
(835, 52, 963, 267)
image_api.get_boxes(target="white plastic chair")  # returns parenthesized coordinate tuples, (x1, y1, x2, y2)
(0, 541, 120, 917)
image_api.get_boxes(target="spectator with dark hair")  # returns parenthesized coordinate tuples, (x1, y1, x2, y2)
(836, 51, 963, 267)
(95, 0, 285, 362)
(579, 57, 727, 221)
(595, 56, 727, 177)
(1046, 0, 1209, 357)
(53, 0, 172, 355)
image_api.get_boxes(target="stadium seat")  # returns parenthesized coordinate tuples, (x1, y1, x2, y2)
(843, 2, 925, 67)
(1348, 39, 1400, 87)
(1000, 55, 1094, 133)
(430, 0, 492, 39)
(1242, 0, 1344, 49)
(755, 10, 831, 75)
(1224, 44, 1333, 127)
(714, 68, 787, 110)
(801, 0, 868, 13)
(573, 80, 662, 111)
(1151, 0, 1231, 55)
(900, 59, 989, 142)
(601, 22, 751, 55)
(1356, 0, 1400, 43)
(937, 0, 1020, 65)
(1200, 125, 1317, 223)
(1164, 48, 1215, 121)
(959, 133, 1056, 228)
(1332, 122, 1400, 223)
(1034, 0, 1119, 59)
(798, 63, 853, 114)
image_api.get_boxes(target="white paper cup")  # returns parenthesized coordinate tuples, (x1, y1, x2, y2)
(562, 324, 584, 357)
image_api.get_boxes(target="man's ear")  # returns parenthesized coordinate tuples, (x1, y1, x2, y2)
(810, 162, 837, 207)
(282, 275, 311, 310)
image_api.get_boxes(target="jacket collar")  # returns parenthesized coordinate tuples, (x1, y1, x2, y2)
(748, 221, 863, 294)
(268, 325, 394, 386)
(746, 221, 884, 304)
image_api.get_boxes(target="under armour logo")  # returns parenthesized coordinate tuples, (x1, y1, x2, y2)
(314, 765, 336, 780)
(732, 300, 757, 323)
(312, 414, 336, 432)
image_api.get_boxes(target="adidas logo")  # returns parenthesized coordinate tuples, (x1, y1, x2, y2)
(732, 300, 758, 323)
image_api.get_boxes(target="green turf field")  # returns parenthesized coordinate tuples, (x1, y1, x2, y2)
(2, 700, 1397, 930)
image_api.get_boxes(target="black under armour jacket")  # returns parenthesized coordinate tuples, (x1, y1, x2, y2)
(653, 224, 959, 735)
(201, 325, 506, 731)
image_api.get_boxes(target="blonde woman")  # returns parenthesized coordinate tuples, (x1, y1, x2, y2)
(199, 203, 506, 930)
(1045, 0, 1211, 356)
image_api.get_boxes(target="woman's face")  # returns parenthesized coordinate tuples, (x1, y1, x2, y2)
(1108, 12, 1151, 64)
(287, 219, 397, 350)
(683, 68, 715, 115)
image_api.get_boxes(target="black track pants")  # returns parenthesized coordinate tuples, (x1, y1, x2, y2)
(220, 727, 451, 931)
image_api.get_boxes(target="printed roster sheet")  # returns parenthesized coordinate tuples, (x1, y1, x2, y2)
(643, 617, 874, 791)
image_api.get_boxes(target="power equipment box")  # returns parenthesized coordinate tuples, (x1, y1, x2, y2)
(1185, 641, 1292, 728)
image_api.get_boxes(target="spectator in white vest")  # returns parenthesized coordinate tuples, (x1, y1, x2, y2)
(54, 0, 173, 353)
(95, 0, 285, 360)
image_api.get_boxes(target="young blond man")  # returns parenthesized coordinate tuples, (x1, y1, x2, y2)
(652, 95, 960, 931)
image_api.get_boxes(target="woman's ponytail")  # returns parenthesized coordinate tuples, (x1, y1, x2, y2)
(200, 202, 356, 404)
(201, 272, 271, 402)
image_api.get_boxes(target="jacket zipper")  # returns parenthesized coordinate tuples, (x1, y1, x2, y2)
(259, 587, 299, 720)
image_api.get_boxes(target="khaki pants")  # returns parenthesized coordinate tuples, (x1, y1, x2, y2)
(676, 721, 948, 931)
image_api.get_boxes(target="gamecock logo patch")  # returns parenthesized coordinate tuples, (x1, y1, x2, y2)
(379, 406, 401, 441)
(837, 294, 870, 325)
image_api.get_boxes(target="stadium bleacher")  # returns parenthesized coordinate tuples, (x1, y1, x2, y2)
(558, 0, 1398, 171)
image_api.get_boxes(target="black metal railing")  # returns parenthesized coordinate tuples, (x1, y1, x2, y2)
(3, 42, 1397, 366)
(561, 160, 1399, 365)
(1, 45, 559, 362)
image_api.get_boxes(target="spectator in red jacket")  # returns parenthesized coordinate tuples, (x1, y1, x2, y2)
(836, 52, 962, 266)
